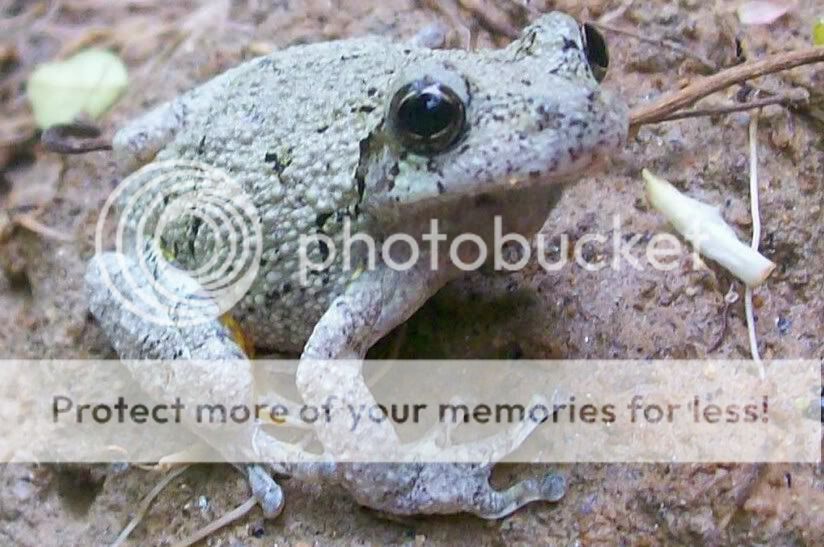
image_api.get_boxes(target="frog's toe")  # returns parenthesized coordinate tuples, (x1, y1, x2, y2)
(247, 464, 285, 519)
(473, 470, 566, 519)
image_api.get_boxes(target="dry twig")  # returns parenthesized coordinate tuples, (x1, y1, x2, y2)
(421, 0, 473, 49)
(647, 90, 808, 123)
(630, 47, 824, 129)
(458, 0, 520, 39)
(13, 213, 75, 242)
(172, 496, 258, 547)
(41, 122, 112, 155)
(111, 465, 191, 547)
(592, 21, 718, 72)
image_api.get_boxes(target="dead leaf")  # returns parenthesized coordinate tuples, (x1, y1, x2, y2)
(26, 49, 128, 129)
(737, 1, 796, 26)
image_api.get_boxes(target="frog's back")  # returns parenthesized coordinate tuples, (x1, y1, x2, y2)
(139, 38, 403, 351)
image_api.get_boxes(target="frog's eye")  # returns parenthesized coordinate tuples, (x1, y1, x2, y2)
(388, 78, 466, 155)
(581, 23, 609, 83)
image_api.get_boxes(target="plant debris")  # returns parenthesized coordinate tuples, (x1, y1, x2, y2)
(27, 48, 128, 129)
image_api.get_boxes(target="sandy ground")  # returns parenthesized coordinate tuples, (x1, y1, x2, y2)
(1, 0, 822, 545)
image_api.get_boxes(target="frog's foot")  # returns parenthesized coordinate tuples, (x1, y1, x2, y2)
(470, 468, 566, 519)
(341, 463, 565, 519)
(245, 464, 284, 518)
(295, 263, 564, 518)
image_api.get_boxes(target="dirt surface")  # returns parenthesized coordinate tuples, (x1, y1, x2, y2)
(1, 0, 823, 545)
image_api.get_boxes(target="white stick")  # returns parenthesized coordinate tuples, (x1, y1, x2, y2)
(643, 170, 776, 287)
(746, 111, 764, 372)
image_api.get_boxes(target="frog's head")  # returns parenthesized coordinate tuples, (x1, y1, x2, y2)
(362, 12, 627, 217)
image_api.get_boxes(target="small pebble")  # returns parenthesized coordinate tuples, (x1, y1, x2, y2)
(776, 316, 791, 335)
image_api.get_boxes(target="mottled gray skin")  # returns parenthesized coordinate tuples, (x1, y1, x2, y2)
(87, 12, 627, 519)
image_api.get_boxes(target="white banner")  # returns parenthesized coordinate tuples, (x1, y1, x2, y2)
(0, 359, 819, 463)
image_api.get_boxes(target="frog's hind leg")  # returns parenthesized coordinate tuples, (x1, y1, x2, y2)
(86, 251, 285, 518)
(464, 466, 566, 519)
(296, 262, 566, 518)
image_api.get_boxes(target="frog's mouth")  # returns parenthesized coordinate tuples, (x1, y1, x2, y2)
(366, 137, 615, 217)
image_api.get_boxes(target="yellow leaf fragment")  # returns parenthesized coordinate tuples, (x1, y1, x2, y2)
(27, 49, 128, 129)
(814, 18, 824, 45)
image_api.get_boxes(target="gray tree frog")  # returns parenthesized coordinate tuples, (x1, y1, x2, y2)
(86, 12, 628, 519)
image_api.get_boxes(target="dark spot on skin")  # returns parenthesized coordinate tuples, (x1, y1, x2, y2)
(319, 240, 330, 261)
(548, 67, 560, 75)
(529, 170, 541, 179)
(264, 151, 289, 175)
(197, 135, 206, 155)
(188, 216, 203, 258)
(436, 181, 445, 194)
(354, 132, 377, 204)
(521, 79, 532, 86)
(562, 37, 578, 51)
(514, 31, 537, 57)
(367, 87, 378, 97)
(463, 76, 473, 108)
(354, 105, 376, 113)
(458, 143, 470, 154)
(282, 283, 292, 294)
(317, 125, 329, 134)
(386, 163, 399, 192)
(315, 211, 334, 229)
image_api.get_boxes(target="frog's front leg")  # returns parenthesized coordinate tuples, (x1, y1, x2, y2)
(296, 262, 565, 518)
(86, 251, 285, 517)
(112, 68, 234, 171)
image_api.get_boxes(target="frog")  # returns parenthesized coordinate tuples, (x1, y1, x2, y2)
(85, 11, 628, 520)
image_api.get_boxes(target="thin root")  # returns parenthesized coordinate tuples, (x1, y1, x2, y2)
(647, 90, 808, 124)
(172, 495, 258, 547)
(13, 213, 75, 242)
(745, 108, 765, 377)
(110, 465, 191, 547)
